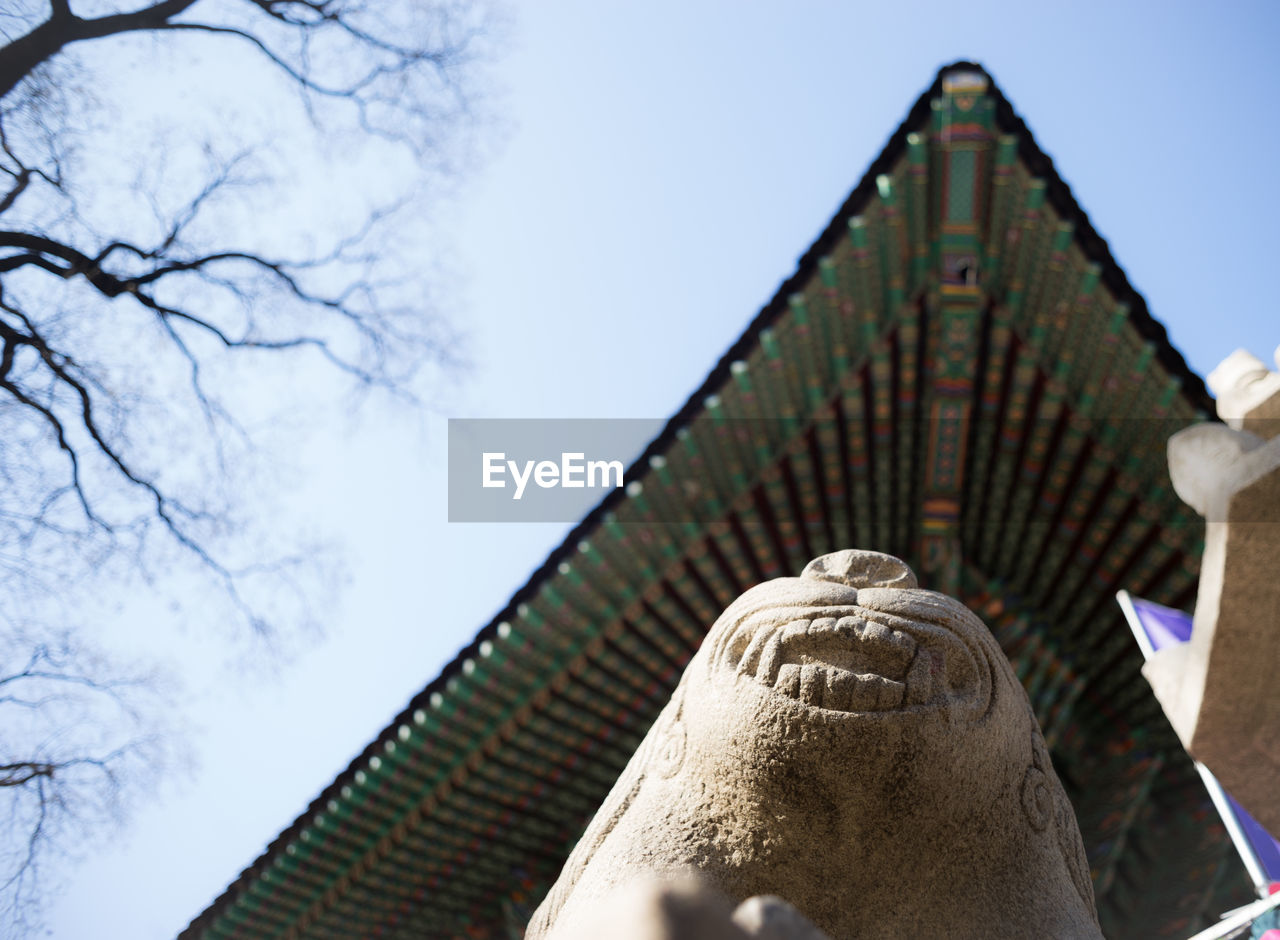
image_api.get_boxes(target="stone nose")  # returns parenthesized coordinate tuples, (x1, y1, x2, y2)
(800, 550, 918, 591)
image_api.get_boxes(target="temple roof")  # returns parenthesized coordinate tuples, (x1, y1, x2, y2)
(181, 63, 1249, 939)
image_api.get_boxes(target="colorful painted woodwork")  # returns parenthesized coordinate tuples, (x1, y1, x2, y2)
(181, 63, 1244, 940)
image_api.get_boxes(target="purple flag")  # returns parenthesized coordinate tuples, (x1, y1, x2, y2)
(1118, 592, 1280, 887)
(1128, 596, 1193, 652)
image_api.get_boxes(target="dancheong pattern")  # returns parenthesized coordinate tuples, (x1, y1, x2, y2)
(182, 64, 1251, 940)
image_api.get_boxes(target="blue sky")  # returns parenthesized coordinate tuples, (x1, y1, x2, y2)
(46, 1, 1280, 936)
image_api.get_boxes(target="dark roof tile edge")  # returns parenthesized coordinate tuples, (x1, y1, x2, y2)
(978, 65, 1214, 415)
(180, 59, 1214, 936)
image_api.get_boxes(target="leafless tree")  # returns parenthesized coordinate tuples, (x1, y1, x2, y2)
(0, 623, 166, 934)
(0, 0, 497, 928)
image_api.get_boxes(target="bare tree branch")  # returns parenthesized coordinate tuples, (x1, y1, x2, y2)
(0, 626, 167, 928)
(0, 0, 492, 930)
(0, 2, 201, 101)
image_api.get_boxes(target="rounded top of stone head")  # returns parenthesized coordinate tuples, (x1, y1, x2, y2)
(801, 550, 918, 591)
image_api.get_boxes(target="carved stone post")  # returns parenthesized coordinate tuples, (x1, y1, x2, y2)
(528, 550, 1102, 940)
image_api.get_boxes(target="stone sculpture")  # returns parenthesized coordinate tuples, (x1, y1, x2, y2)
(527, 550, 1101, 939)
(1151, 344, 1280, 834)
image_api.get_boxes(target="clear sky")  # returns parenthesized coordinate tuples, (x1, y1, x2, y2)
(45, 1, 1280, 936)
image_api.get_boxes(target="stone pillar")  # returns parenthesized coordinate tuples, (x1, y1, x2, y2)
(1148, 344, 1280, 835)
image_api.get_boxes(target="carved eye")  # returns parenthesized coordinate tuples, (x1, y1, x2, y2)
(654, 722, 685, 779)
(1021, 765, 1053, 832)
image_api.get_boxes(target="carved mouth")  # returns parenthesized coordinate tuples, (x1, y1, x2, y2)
(720, 603, 989, 717)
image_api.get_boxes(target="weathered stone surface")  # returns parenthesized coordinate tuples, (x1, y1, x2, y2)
(1206, 345, 1280, 436)
(550, 875, 832, 940)
(528, 550, 1101, 939)
(1150, 348, 1280, 834)
(732, 894, 833, 940)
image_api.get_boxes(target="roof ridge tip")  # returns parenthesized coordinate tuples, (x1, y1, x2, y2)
(935, 61, 998, 95)
(940, 59, 989, 73)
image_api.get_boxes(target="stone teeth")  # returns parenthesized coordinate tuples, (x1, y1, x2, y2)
(775, 663, 801, 697)
(835, 615, 863, 634)
(875, 676, 905, 710)
(780, 620, 809, 644)
(905, 649, 933, 706)
(736, 629, 771, 678)
(808, 617, 838, 636)
(748, 614, 925, 713)
(846, 672, 881, 711)
(858, 621, 917, 676)
(892, 628, 917, 655)
(756, 632, 785, 686)
(799, 664, 824, 706)
(764, 661, 911, 713)
(842, 674, 906, 711)
(824, 668, 856, 711)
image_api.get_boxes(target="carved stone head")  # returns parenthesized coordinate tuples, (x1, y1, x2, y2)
(528, 551, 1101, 939)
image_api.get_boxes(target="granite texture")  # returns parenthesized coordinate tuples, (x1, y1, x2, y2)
(528, 550, 1102, 939)
(549, 876, 833, 940)
(1152, 347, 1280, 835)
